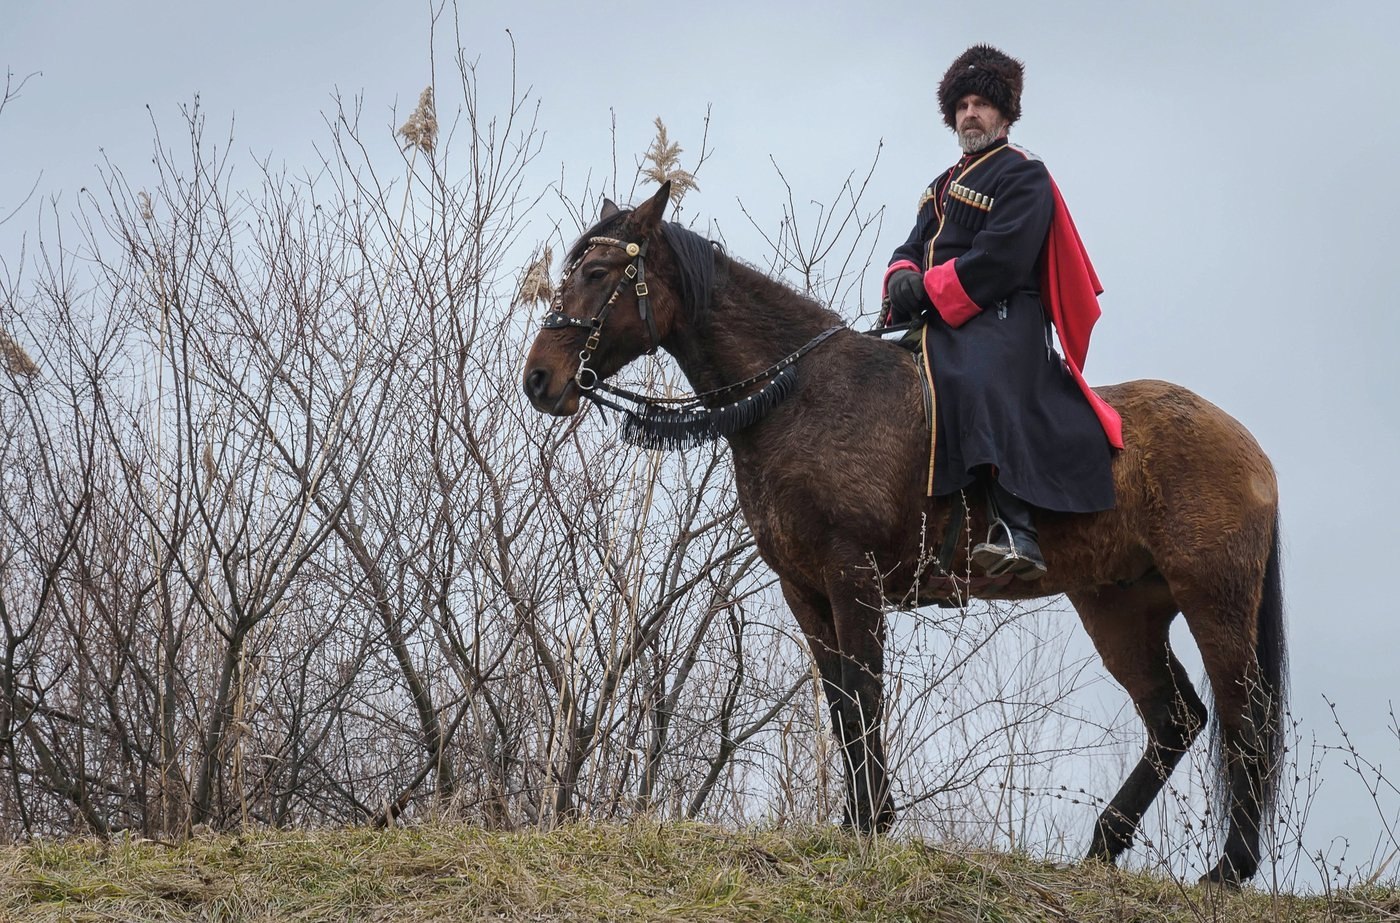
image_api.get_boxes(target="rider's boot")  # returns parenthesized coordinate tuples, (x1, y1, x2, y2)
(971, 480, 1047, 581)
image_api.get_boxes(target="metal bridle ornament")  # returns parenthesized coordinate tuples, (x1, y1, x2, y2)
(538, 233, 843, 450)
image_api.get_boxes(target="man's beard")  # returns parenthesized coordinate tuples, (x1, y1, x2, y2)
(957, 117, 1007, 153)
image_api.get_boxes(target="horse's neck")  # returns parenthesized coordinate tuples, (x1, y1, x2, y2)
(666, 260, 842, 395)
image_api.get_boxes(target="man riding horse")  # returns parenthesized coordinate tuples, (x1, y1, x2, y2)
(884, 44, 1124, 581)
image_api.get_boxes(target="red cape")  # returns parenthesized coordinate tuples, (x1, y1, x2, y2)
(1041, 180, 1124, 449)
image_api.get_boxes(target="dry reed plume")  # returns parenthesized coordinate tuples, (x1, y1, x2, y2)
(515, 245, 554, 305)
(1, 326, 38, 378)
(643, 117, 699, 203)
(399, 86, 438, 154)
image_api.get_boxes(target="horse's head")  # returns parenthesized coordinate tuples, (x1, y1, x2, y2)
(523, 182, 683, 416)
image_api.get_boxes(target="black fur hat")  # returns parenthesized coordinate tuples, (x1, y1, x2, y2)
(938, 44, 1024, 129)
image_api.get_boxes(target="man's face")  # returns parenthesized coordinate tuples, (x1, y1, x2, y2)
(954, 95, 1008, 153)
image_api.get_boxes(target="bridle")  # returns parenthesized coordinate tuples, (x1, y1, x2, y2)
(538, 235, 658, 391)
(537, 228, 845, 449)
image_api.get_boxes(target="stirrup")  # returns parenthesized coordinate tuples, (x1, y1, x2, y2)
(970, 517, 1015, 572)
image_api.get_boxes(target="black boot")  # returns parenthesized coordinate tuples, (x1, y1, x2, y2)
(971, 481, 1047, 581)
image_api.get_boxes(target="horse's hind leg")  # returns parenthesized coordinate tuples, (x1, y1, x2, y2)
(1068, 580, 1207, 865)
(1175, 563, 1281, 886)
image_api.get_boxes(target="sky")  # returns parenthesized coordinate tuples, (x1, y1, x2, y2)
(4, 0, 1400, 883)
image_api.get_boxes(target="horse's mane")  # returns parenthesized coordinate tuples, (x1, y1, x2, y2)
(566, 209, 719, 324)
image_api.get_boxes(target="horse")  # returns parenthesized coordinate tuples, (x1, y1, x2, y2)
(522, 182, 1286, 885)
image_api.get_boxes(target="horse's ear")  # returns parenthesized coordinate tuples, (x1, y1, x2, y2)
(629, 181, 673, 233)
(599, 197, 621, 220)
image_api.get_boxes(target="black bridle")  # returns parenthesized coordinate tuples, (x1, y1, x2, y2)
(539, 235, 659, 391)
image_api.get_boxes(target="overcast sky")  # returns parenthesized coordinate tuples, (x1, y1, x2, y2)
(4, 0, 1399, 883)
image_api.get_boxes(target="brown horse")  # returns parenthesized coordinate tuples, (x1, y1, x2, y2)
(522, 183, 1286, 885)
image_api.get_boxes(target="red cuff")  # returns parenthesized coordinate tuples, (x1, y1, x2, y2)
(924, 261, 982, 327)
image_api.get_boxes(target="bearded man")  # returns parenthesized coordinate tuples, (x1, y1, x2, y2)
(883, 44, 1123, 581)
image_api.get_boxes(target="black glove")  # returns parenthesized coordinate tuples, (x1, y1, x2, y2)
(886, 269, 932, 322)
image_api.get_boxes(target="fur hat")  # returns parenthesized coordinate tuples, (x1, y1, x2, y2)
(938, 44, 1024, 130)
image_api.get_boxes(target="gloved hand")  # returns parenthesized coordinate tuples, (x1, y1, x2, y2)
(886, 269, 932, 322)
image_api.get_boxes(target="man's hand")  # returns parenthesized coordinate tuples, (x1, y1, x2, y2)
(886, 269, 932, 322)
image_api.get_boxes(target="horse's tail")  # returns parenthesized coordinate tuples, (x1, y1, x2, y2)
(1205, 510, 1288, 840)
(1251, 510, 1289, 825)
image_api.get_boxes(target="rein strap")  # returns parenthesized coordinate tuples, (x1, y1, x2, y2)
(583, 325, 844, 449)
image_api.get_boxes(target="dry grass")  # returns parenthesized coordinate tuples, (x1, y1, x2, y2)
(1, 822, 1395, 922)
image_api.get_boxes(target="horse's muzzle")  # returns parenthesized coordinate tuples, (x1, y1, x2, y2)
(523, 366, 580, 416)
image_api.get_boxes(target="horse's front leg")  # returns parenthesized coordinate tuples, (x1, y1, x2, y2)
(781, 578, 895, 833)
(829, 584, 895, 834)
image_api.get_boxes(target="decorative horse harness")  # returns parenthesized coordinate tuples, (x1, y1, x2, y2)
(539, 233, 842, 450)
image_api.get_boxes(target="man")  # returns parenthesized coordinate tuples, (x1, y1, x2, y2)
(884, 44, 1123, 581)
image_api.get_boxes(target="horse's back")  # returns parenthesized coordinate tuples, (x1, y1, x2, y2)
(1096, 379, 1269, 457)
(1095, 378, 1277, 566)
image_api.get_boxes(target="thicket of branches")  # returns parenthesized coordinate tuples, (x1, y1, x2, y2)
(0, 58, 800, 838)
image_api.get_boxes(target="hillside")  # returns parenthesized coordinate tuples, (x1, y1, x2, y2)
(2, 822, 1395, 922)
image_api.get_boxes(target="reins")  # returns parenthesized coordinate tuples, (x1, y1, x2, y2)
(590, 324, 842, 408)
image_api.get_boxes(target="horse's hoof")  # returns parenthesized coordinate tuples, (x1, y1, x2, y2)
(873, 810, 896, 836)
(839, 804, 896, 836)
(1199, 863, 1246, 889)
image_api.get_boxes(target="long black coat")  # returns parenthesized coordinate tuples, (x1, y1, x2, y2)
(886, 138, 1115, 513)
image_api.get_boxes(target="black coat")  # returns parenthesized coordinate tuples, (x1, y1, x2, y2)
(887, 138, 1115, 513)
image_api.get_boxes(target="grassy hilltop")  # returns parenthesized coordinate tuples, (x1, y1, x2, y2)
(2, 822, 1396, 922)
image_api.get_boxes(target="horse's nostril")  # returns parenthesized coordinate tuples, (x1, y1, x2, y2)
(525, 367, 549, 398)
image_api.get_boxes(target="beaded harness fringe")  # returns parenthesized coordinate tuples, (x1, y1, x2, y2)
(587, 326, 842, 450)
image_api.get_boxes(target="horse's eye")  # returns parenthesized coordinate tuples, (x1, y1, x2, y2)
(586, 266, 610, 282)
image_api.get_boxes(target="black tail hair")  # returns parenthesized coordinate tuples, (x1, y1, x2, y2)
(1205, 512, 1288, 850)
(1252, 512, 1289, 824)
